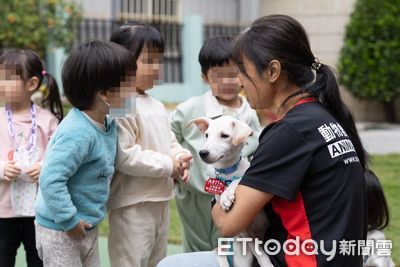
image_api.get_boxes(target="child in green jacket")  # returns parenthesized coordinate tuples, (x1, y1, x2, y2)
(170, 36, 261, 252)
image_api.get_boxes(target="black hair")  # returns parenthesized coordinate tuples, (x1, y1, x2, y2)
(0, 50, 63, 121)
(62, 40, 137, 110)
(109, 22, 165, 60)
(199, 36, 233, 76)
(233, 15, 368, 169)
(365, 169, 390, 231)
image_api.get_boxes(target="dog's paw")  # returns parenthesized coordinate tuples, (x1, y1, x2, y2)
(220, 190, 235, 211)
(219, 179, 241, 211)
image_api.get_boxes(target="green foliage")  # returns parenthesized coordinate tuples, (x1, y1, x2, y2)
(0, 0, 81, 57)
(338, 0, 400, 103)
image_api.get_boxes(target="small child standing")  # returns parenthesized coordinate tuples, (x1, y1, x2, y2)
(34, 40, 137, 266)
(0, 50, 63, 267)
(108, 23, 192, 267)
(364, 170, 395, 267)
(170, 36, 261, 252)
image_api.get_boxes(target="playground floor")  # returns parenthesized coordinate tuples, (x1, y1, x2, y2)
(15, 236, 183, 267)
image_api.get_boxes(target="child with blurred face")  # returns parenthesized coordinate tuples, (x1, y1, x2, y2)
(135, 46, 163, 93)
(0, 49, 63, 267)
(108, 23, 192, 267)
(169, 36, 261, 252)
(34, 40, 137, 266)
(202, 60, 242, 108)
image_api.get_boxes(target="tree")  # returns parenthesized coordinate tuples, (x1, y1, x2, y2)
(0, 0, 81, 58)
(338, 0, 400, 122)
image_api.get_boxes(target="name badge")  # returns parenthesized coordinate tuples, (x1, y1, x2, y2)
(204, 178, 225, 195)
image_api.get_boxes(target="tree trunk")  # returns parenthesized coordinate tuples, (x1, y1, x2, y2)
(383, 100, 397, 123)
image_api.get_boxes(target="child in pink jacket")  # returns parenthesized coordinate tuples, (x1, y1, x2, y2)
(0, 49, 62, 267)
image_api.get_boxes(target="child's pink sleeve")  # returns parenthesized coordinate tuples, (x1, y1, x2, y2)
(48, 116, 59, 139)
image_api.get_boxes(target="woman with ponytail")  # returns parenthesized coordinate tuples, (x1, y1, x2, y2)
(0, 49, 62, 266)
(158, 15, 367, 267)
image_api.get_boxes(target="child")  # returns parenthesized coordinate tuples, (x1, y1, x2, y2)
(0, 49, 62, 267)
(34, 40, 137, 266)
(170, 36, 261, 252)
(107, 23, 192, 267)
(364, 170, 395, 267)
(108, 23, 192, 267)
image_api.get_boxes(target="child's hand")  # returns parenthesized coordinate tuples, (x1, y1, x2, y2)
(181, 169, 190, 183)
(171, 155, 193, 182)
(3, 161, 21, 181)
(66, 220, 92, 239)
(179, 155, 193, 183)
(172, 158, 183, 180)
(26, 163, 41, 182)
(179, 154, 193, 169)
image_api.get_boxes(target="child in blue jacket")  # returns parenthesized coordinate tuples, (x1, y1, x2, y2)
(34, 40, 136, 266)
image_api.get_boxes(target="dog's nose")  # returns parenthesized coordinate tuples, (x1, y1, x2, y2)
(199, 150, 209, 159)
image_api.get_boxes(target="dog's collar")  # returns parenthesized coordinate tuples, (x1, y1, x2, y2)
(215, 157, 242, 175)
(215, 175, 242, 187)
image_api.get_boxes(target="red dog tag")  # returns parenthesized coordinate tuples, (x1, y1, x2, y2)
(204, 178, 225, 195)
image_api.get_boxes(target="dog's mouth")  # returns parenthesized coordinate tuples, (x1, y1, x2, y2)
(202, 155, 224, 164)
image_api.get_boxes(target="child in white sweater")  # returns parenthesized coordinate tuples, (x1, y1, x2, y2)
(107, 23, 192, 267)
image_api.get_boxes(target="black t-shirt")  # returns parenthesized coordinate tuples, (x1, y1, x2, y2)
(240, 101, 366, 267)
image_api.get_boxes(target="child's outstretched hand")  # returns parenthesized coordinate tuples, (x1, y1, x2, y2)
(26, 163, 41, 182)
(3, 161, 21, 181)
(67, 220, 92, 239)
(172, 158, 183, 180)
(179, 154, 193, 183)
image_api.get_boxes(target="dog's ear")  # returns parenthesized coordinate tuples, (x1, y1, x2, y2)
(232, 120, 253, 146)
(187, 117, 211, 134)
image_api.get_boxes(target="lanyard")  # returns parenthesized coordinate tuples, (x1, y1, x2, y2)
(271, 97, 318, 124)
(293, 97, 318, 107)
(6, 104, 38, 153)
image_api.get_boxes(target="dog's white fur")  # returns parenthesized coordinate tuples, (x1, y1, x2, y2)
(188, 115, 273, 267)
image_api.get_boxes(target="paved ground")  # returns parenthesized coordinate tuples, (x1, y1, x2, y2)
(358, 123, 400, 155)
(16, 237, 183, 267)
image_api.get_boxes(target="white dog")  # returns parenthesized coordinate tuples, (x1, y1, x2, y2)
(188, 115, 274, 267)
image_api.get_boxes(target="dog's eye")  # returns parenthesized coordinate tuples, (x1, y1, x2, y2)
(205, 133, 208, 138)
(221, 133, 229, 138)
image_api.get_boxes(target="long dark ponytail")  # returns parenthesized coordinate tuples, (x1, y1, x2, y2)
(314, 64, 366, 168)
(40, 72, 63, 121)
(233, 15, 367, 169)
(365, 169, 390, 231)
(0, 50, 63, 121)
